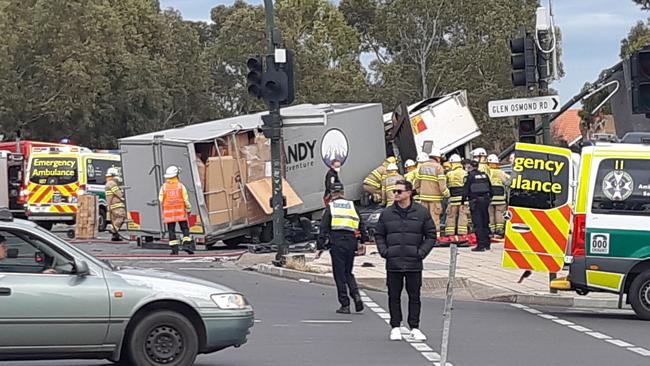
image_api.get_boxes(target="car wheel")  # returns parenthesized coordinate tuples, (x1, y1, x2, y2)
(629, 271, 650, 321)
(126, 310, 199, 366)
(99, 207, 108, 232)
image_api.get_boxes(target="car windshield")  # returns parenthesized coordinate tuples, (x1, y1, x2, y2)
(30, 225, 113, 271)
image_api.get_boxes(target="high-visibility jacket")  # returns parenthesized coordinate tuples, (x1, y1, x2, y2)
(105, 179, 126, 212)
(363, 164, 386, 190)
(489, 167, 510, 205)
(329, 199, 360, 232)
(478, 161, 491, 176)
(446, 165, 467, 206)
(414, 161, 449, 202)
(382, 173, 404, 206)
(405, 169, 417, 184)
(159, 178, 192, 223)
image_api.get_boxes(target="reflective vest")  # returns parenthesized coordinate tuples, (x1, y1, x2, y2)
(489, 168, 508, 205)
(446, 166, 467, 205)
(329, 199, 360, 232)
(414, 161, 449, 202)
(161, 180, 189, 223)
(363, 164, 386, 189)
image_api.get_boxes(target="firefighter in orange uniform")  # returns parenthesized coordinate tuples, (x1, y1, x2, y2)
(159, 166, 194, 255)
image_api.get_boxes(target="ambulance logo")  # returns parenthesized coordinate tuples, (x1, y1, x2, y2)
(321, 128, 349, 166)
(602, 170, 634, 201)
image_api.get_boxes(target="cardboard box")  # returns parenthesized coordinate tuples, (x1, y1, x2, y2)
(228, 133, 252, 159)
(205, 156, 247, 192)
(245, 178, 303, 215)
(195, 158, 206, 190)
(247, 160, 268, 182)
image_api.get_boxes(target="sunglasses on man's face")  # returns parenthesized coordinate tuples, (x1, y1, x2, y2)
(392, 189, 405, 195)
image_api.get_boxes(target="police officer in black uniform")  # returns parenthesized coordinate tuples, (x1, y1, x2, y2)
(463, 160, 493, 252)
(317, 182, 368, 314)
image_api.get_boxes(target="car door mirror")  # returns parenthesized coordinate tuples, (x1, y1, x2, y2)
(74, 259, 90, 277)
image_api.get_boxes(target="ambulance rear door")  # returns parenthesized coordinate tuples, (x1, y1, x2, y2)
(502, 143, 573, 273)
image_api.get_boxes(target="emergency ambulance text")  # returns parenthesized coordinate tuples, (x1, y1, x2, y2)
(512, 157, 564, 176)
(511, 157, 566, 194)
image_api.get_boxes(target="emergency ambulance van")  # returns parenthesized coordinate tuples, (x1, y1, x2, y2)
(25, 146, 121, 230)
(548, 140, 650, 320)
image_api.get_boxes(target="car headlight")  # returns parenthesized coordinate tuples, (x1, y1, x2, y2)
(211, 293, 248, 309)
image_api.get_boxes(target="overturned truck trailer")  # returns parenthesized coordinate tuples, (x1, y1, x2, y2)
(119, 103, 385, 248)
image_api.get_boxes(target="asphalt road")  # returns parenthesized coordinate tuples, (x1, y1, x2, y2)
(2, 261, 649, 366)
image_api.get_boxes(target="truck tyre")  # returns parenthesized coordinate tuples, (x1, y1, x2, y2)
(98, 207, 108, 232)
(629, 271, 650, 320)
(223, 236, 245, 249)
(126, 310, 198, 366)
(260, 224, 273, 243)
(37, 221, 53, 231)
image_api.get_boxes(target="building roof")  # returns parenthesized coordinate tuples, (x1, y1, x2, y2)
(551, 108, 582, 144)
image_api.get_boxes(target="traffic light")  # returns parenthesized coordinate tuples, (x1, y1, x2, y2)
(510, 33, 537, 89)
(518, 118, 536, 144)
(277, 49, 294, 106)
(629, 47, 650, 114)
(246, 56, 264, 99)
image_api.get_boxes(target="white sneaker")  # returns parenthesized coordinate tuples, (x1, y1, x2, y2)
(389, 327, 402, 341)
(410, 328, 427, 341)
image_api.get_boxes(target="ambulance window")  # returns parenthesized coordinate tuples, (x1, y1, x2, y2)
(86, 159, 121, 185)
(592, 159, 650, 215)
(508, 150, 569, 210)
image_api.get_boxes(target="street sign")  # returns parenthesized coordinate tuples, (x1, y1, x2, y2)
(488, 95, 560, 118)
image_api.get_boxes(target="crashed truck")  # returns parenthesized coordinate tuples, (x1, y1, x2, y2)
(119, 104, 386, 248)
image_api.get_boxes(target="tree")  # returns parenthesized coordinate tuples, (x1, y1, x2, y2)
(632, 0, 650, 10)
(620, 19, 650, 58)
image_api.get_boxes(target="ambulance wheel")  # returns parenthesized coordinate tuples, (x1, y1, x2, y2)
(629, 271, 650, 320)
(98, 207, 107, 232)
(37, 221, 53, 231)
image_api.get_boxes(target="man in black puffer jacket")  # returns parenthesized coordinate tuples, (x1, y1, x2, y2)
(375, 180, 437, 342)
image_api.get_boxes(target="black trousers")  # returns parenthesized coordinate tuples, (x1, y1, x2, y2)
(470, 196, 491, 249)
(330, 239, 360, 307)
(387, 271, 422, 329)
(167, 221, 190, 246)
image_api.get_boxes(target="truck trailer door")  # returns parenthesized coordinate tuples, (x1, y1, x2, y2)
(502, 143, 573, 273)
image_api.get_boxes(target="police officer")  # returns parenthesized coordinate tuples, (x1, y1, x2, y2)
(463, 160, 492, 252)
(317, 182, 368, 314)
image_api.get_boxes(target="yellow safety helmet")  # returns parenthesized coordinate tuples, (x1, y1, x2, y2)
(386, 156, 397, 164)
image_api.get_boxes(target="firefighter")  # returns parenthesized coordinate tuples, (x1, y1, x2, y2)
(487, 154, 510, 238)
(382, 163, 404, 207)
(105, 168, 126, 242)
(444, 154, 469, 237)
(413, 152, 429, 201)
(471, 147, 491, 175)
(414, 148, 449, 236)
(463, 160, 492, 251)
(363, 156, 396, 204)
(159, 166, 194, 255)
(317, 182, 368, 314)
(404, 159, 418, 184)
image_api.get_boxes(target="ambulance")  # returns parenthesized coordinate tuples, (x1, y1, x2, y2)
(503, 139, 650, 320)
(24, 146, 121, 230)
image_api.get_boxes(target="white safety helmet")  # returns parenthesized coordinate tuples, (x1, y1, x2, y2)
(386, 163, 399, 171)
(487, 154, 499, 164)
(428, 147, 442, 158)
(164, 165, 181, 179)
(404, 159, 416, 168)
(448, 154, 462, 163)
(416, 152, 429, 163)
(472, 147, 487, 157)
(105, 167, 120, 177)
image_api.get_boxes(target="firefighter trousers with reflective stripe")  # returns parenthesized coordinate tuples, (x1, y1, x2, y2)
(109, 208, 126, 234)
(489, 204, 507, 235)
(419, 201, 443, 235)
(444, 204, 469, 235)
(167, 221, 191, 246)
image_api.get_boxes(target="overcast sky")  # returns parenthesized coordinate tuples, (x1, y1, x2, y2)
(160, 0, 648, 106)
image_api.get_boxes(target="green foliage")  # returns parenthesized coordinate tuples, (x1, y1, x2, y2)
(620, 19, 650, 58)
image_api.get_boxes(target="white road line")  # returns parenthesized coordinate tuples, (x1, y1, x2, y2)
(360, 292, 453, 365)
(514, 306, 649, 360)
(510, 303, 529, 309)
(607, 339, 634, 347)
(254, 320, 262, 323)
(586, 332, 611, 340)
(178, 267, 230, 271)
(300, 320, 352, 324)
(628, 347, 650, 356)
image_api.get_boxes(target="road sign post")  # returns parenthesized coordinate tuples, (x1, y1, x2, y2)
(488, 95, 560, 118)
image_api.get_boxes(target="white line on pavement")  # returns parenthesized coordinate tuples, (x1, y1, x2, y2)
(411, 343, 433, 352)
(300, 320, 352, 324)
(511, 304, 649, 359)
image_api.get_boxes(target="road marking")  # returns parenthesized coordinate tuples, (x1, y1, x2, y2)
(178, 267, 230, 271)
(511, 304, 649, 359)
(254, 320, 262, 323)
(360, 292, 454, 365)
(300, 320, 352, 324)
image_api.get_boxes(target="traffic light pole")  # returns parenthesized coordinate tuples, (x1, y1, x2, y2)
(263, 0, 288, 263)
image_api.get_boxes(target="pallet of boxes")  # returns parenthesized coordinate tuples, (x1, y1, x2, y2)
(197, 131, 302, 231)
(75, 194, 99, 239)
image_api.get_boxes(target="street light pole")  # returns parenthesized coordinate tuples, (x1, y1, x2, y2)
(262, 0, 287, 263)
